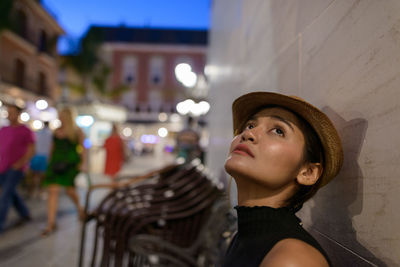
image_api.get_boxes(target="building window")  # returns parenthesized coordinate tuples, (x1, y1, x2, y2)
(122, 56, 138, 86)
(38, 72, 47, 96)
(39, 30, 47, 53)
(14, 59, 25, 89)
(149, 56, 164, 86)
(15, 10, 28, 40)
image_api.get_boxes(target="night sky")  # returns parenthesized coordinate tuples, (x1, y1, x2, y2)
(43, 0, 211, 53)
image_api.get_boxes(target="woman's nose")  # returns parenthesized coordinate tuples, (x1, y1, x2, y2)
(241, 128, 257, 142)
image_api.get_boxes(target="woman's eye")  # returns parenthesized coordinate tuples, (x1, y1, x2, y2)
(272, 128, 284, 136)
(246, 123, 255, 130)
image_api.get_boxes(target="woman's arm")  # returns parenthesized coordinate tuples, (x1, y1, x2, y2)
(260, 239, 329, 267)
(77, 128, 87, 171)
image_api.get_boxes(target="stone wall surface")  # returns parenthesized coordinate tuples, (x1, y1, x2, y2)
(207, 0, 400, 266)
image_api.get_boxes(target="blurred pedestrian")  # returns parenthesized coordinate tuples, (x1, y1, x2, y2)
(104, 123, 124, 180)
(0, 103, 35, 233)
(175, 116, 203, 162)
(28, 121, 52, 198)
(41, 107, 86, 236)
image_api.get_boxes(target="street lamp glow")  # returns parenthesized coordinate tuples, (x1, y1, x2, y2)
(176, 102, 188, 115)
(20, 112, 30, 122)
(122, 127, 132, 137)
(50, 119, 61, 130)
(158, 127, 168, 138)
(175, 63, 191, 82)
(32, 120, 44, 130)
(176, 99, 195, 115)
(35, 99, 48, 110)
(199, 101, 210, 115)
(176, 100, 210, 116)
(181, 72, 197, 87)
(158, 112, 168, 122)
(175, 63, 197, 88)
(190, 103, 203, 117)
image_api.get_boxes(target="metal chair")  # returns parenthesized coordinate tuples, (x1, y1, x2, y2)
(129, 197, 231, 267)
(78, 163, 181, 267)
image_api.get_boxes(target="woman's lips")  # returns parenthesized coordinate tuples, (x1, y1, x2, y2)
(232, 144, 254, 157)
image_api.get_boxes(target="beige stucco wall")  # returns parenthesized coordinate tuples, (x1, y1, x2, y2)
(206, 0, 400, 265)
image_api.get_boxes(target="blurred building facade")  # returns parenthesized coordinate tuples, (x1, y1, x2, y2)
(85, 26, 208, 122)
(0, 0, 64, 105)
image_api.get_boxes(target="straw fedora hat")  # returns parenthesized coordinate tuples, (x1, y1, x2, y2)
(232, 91, 343, 188)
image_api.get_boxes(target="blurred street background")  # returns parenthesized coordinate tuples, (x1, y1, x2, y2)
(0, 1, 210, 266)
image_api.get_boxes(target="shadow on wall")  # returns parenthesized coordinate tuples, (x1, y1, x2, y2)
(308, 107, 388, 267)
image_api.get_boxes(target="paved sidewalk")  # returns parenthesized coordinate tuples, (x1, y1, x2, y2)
(0, 153, 175, 267)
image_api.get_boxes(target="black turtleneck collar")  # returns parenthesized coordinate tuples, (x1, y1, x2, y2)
(234, 205, 302, 235)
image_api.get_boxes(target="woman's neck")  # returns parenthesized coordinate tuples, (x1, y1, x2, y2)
(235, 178, 298, 208)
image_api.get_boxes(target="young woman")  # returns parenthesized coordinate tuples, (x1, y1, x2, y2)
(41, 107, 86, 236)
(222, 92, 343, 267)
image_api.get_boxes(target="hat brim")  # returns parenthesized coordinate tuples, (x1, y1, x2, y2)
(232, 91, 343, 187)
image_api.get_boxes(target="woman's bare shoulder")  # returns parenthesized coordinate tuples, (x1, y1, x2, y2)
(260, 238, 329, 267)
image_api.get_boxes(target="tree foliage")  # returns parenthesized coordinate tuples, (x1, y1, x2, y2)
(62, 28, 129, 99)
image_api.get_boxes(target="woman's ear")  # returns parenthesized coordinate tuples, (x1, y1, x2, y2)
(296, 163, 323, 186)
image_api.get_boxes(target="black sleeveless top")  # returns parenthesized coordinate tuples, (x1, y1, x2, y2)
(222, 206, 331, 267)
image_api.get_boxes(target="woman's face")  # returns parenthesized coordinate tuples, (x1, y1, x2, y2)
(225, 107, 306, 190)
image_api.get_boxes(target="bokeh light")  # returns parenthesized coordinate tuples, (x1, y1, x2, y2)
(32, 120, 44, 130)
(140, 134, 159, 144)
(20, 112, 30, 122)
(35, 99, 48, 110)
(76, 115, 94, 127)
(158, 127, 168, 137)
(122, 127, 133, 137)
(158, 112, 168, 122)
(175, 63, 197, 87)
(50, 119, 61, 130)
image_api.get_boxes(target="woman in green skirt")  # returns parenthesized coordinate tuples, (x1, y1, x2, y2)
(41, 107, 86, 236)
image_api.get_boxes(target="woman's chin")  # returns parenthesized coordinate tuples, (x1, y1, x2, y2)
(224, 157, 250, 179)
